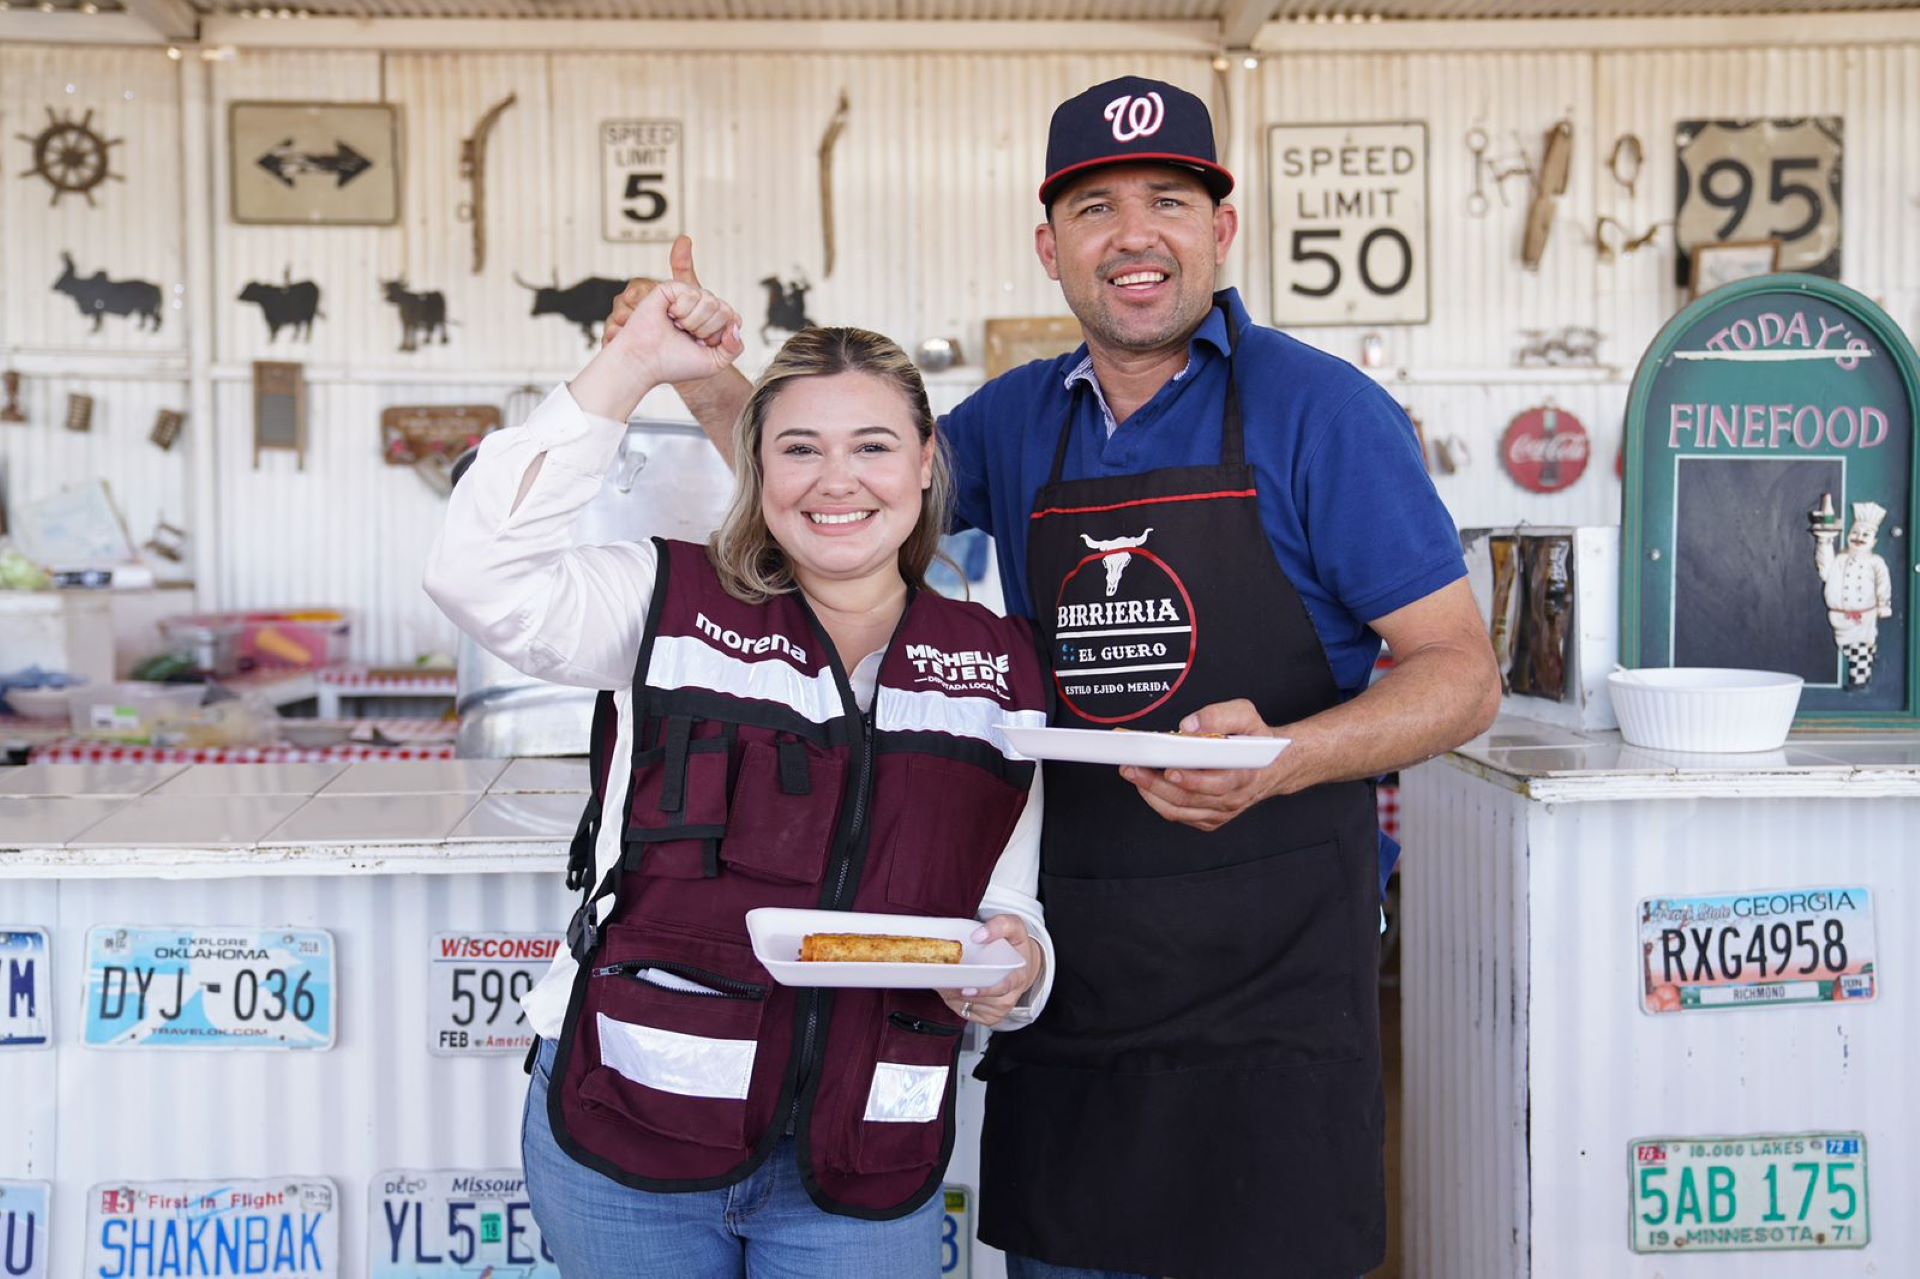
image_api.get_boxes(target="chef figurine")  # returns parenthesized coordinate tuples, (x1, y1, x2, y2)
(1810, 494, 1894, 689)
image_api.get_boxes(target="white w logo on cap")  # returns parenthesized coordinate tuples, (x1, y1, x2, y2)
(1103, 92, 1165, 143)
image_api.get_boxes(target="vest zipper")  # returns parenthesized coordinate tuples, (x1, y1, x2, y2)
(592, 961, 767, 1000)
(888, 1011, 962, 1037)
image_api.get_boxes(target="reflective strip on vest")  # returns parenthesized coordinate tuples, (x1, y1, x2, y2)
(875, 687, 1049, 757)
(646, 633, 845, 723)
(597, 1011, 757, 1100)
(864, 1062, 950, 1123)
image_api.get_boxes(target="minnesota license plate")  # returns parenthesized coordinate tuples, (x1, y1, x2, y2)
(941, 1185, 970, 1279)
(426, 932, 559, 1056)
(1631, 1133, 1868, 1252)
(1, 929, 51, 1047)
(370, 1170, 557, 1277)
(0, 1181, 50, 1279)
(85, 1178, 338, 1277)
(1639, 888, 1876, 1013)
(84, 926, 336, 1049)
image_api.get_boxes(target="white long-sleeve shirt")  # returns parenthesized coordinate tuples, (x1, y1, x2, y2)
(424, 384, 1051, 1037)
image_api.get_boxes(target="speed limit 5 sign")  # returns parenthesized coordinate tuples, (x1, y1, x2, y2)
(1267, 122, 1429, 327)
(602, 119, 683, 244)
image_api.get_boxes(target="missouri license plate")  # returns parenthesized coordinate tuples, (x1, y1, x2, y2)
(84, 926, 335, 1049)
(1640, 888, 1876, 1013)
(1630, 1133, 1868, 1252)
(0, 1181, 50, 1279)
(426, 932, 558, 1056)
(370, 1170, 557, 1277)
(86, 1179, 338, 1277)
(1, 929, 51, 1047)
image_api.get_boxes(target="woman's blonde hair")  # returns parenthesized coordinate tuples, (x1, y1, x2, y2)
(709, 327, 953, 604)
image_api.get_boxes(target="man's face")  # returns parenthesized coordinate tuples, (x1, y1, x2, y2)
(1036, 164, 1237, 358)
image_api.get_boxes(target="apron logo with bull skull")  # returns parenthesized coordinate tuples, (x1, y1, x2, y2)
(1051, 527, 1197, 723)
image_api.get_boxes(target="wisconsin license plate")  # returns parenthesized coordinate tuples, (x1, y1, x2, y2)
(1630, 1133, 1868, 1252)
(1, 929, 51, 1047)
(426, 932, 559, 1056)
(1639, 888, 1876, 1013)
(0, 1181, 50, 1279)
(84, 926, 335, 1049)
(370, 1170, 557, 1277)
(941, 1185, 970, 1279)
(85, 1178, 338, 1277)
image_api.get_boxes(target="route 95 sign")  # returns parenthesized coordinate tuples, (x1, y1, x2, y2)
(1268, 122, 1429, 326)
(602, 119, 682, 244)
(1675, 118, 1842, 284)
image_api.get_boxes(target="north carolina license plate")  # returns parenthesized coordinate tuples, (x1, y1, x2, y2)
(84, 926, 336, 1049)
(370, 1170, 557, 1277)
(0, 1181, 50, 1279)
(86, 1178, 338, 1277)
(941, 1185, 970, 1279)
(426, 932, 559, 1056)
(1640, 888, 1876, 1013)
(1630, 1133, 1868, 1252)
(1, 928, 51, 1047)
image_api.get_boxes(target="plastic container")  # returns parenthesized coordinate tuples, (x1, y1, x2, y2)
(1607, 668, 1804, 753)
(68, 681, 206, 740)
(160, 609, 351, 673)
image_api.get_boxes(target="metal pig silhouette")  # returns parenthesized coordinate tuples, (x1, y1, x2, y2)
(759, 273, 812, 342)
(514, 271, 626, 348)
(238, 271, 323, 342)
(381, 278, 449, 352)
(53, 252, 162, 332)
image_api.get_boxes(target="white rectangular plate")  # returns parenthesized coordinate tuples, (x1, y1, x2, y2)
(995, 725, 1290, 770)
(745, 908, 1022, 989)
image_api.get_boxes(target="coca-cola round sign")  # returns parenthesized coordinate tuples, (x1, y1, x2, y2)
(1500, 405, 1590, 493)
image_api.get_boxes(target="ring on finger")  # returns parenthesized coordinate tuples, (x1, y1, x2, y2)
(960, 1001, 973, 1021)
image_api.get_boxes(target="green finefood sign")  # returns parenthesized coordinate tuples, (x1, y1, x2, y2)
(1622, 275, 1920, 726)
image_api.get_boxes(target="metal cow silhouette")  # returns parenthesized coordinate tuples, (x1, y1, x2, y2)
(238, 271, 323, 342)
(758, 274, 813, 342)
(514, 271, 626, 348)
(381, 279, 449, 352)
(53, 252, 162, 333)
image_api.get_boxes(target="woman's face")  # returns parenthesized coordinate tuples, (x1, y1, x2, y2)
(759, 370, 934, 592)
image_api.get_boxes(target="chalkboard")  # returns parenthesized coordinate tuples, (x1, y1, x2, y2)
(1623, 275, 1920, 726)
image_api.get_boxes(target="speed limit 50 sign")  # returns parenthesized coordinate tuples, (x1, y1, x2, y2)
(1267, 122, 1429, 327)
(602, 119, 683, 244)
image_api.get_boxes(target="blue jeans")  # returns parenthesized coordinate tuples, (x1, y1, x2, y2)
(522, 1038, 943, 1278)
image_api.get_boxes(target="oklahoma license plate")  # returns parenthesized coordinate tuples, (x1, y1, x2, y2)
(370, 1170, 557, 1277)
(1, 928, 51, 1047)
(0, 1181, 50, 1279)
(86, 1179, 338, 1277)
(427, 932, 559, 1056)
(1639, 888, 1876, 1013)
(84, 926, 335, 1049)
(1631, 1133, 1868, 1252)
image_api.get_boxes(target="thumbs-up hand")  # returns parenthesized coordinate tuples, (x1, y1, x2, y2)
(603, 235, 710, 363)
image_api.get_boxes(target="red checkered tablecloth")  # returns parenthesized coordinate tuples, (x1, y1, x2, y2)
(315, 666, 457, 693)
(29, 719, 457, 764)
(1377, 783, 1400, 842)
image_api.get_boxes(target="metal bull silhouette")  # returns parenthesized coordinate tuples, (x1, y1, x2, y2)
(52, 252, 162, 333)
(514, 271, 627, 348)
(238, 270, 323, 342)
(381, 278, 449, 352)
(759, 274, 813, 342)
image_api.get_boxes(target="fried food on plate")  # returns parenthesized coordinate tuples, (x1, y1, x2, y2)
(800, 933, 962, 964)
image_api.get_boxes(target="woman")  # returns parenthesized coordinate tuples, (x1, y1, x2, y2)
(425, 280, 1051, 1278)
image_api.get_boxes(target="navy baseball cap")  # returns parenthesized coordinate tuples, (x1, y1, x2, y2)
(1040, 75, 1234, 206)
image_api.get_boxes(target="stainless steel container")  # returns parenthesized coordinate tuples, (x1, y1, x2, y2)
(455, 420, 733, 758)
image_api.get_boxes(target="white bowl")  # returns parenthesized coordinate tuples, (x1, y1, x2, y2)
(6, 685, 77, 720)
(1607, 668, 1804, 753)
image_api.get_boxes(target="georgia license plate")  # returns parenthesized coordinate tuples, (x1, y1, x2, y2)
(1631, 1133, 1868, 1252)
(0, 1181, 51, 1279)
(426, 932, 559, 1056)
(85, 1178, 338, 1277)
(1, 928, 51, 1047)
(1639, 887, 1876, 1013)
(370, 1170, 558, 1277)
(941, 1185, 970, 1279)
(84, 926, 336, 1049)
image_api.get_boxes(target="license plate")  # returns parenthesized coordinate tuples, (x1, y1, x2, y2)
(1, 929, 51, 1047)
(1639, 888, 1877, 1013)
(84, 926, 336, 1049)
(1630, 1133, 1868, 1252)
(426, 932, 559, 1056)
(941, 1185, 970, 1279)
(85, 1178, 338, 1277)
(370, 1170, 558, 1277)
(0, 1181, 50, 1279)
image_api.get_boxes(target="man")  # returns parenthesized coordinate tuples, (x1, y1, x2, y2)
(1811, 496, 1894, 688)
(606, 76, 1498, 1279)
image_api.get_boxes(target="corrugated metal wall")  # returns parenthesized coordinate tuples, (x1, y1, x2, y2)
(3, 33, 1917, 661)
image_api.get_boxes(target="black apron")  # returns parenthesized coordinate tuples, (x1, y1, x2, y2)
(978, 321, 1385, 1279)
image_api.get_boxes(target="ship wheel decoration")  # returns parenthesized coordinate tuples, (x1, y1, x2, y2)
(16, 106, 124, 206)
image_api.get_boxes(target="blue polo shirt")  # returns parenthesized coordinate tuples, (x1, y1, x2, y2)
(943, 289, 1467, 893)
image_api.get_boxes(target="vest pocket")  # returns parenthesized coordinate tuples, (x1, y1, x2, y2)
(625, 722, 733, 880)
(882, 756, 1025, 913)
(845, 992, 962, 1173)
(719, 738, 846, 886)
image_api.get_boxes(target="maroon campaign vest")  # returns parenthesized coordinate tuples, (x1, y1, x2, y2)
(548, 538, 1043, 1219)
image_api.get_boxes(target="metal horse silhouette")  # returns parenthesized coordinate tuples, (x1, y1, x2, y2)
(758, 274, 813, 342)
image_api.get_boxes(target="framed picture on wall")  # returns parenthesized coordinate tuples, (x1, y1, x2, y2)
(1690, 238, 1781, 299)
(230, 102, 400, 226)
